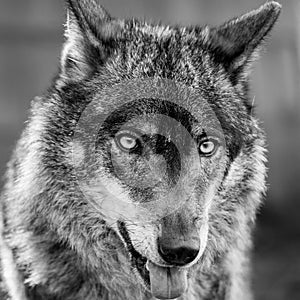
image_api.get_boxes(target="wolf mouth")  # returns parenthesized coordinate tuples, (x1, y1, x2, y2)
(117, 221, 189, 299)
(117, 221, 150, 287)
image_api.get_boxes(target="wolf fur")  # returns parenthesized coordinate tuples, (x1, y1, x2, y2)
(0, 1, 281, 299)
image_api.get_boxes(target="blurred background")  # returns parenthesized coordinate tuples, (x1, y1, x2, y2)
(0, 0, 299, 299)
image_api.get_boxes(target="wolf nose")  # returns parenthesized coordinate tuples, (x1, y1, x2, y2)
(158, 240, 199, 266)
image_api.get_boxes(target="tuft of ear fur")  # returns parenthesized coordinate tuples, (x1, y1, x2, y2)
(206, 1, 281, 83)
(60, 0, 122, 82)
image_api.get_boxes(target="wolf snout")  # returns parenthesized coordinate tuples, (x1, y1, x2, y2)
(157, 237, 200, 266)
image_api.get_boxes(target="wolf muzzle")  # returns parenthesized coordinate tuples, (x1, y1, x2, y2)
(157, 214, 200, 267)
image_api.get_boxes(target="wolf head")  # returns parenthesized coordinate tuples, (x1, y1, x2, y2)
(6, 1, 280, 299)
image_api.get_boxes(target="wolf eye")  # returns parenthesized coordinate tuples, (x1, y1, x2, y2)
(199, 139, 218, 156)
(115, 133, 141, 152)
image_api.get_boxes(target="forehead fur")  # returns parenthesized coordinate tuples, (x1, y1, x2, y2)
(105, 19, 211, 84)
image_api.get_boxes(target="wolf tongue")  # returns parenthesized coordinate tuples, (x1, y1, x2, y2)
(148, 261, 188, 299)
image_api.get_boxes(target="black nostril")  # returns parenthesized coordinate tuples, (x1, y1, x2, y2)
(158, 242, 199, 266)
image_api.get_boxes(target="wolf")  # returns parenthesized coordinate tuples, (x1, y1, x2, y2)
(0, 1, 281, 299)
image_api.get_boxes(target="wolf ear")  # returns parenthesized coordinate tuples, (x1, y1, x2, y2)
(206, 1, 281, 83)
(60, 0, 122, 82)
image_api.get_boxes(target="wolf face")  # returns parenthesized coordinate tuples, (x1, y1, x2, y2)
(0, 1, 281, 300)
(74, 79, 229, 298)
